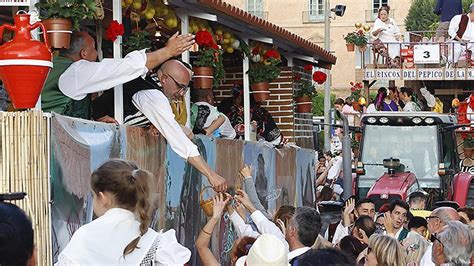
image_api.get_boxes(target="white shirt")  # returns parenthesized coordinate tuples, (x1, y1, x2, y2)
(366, 103, 377, 113)
(327, 156, 343, 181)
(288, 247, 311, 262)
(402, 101, 418, 112)
(449, 14, 474, 40)
(58, 50, 149, 100)
(55, 208, 191, 265)
(420, 243, 435, 266)
(372, 18, 401, 43)
(193, 102, 236, 139)
(131, 89, 199, 159)
(229, 210, 289, 251)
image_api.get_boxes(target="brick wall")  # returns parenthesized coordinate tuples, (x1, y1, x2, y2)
(213, 66, 296, 143)
(292, 61, 314, 149)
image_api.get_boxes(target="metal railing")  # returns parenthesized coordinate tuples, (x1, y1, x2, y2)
(357, 40, 474, 70)
(302, 11, 325, 23)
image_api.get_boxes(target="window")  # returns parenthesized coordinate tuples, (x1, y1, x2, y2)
(367, 0, 389, 21)
(372, 0, 388, 14)
(247, 0, 265, 18)
(308, 0, 324, 22)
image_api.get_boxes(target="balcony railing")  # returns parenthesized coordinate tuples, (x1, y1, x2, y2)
(248, 11, 268, 20)
(302, 11, 325, 23)
(355, 36, 474, 81)
(365, 9, 395, 22)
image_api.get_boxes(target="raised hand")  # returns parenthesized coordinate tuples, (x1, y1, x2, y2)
(165, 32, 195, 57)
(239, 165, 252, 179)
(235, 189, 256, 213)
(212, 193, 231, 220)
(343, 198, 355, 226)
(383, 212, 395, 235)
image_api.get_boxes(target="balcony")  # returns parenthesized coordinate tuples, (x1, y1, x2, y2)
(355, 31, 474, 81)
(302, 11, 325, 23)
(365, 9, 395, 22)
(248, 11, 268, 20)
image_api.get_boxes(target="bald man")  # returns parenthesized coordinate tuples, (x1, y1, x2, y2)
(120, 59, 227, 192)
(420, 207, 460, 266)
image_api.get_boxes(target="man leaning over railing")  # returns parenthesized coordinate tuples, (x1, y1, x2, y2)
(447, 3, 474, 66)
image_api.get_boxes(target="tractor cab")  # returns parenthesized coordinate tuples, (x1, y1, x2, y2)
(356, 112, 459, 208)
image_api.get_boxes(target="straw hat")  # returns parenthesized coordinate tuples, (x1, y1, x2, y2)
(235, 234, 289, 266)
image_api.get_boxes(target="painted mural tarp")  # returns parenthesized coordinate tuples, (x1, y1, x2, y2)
(50, 114, 316, 264)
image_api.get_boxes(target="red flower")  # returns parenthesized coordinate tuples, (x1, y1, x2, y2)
(210, 42, 219, 50)
(105, 20, 124, 42)
(312, 71, 327, 84)
(351, 87, 356, 92)
(304, 64, 313, 72)
(195, 30, 214, 47)
(264, 49, 280, 59)
(251, 46, 261, 55)
(350, 81, 354, 86)
(293, 74, 302, 81)
(358, 30, 364, 35)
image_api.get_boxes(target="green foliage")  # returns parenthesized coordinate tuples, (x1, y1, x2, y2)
(344, 30, 368, 46)
(193, 48, 225, 88)
(312, 92, 336, 116)
(248, 58, 281, 84)
(123, 31, 152, 55)
(36, 0, 97, 31)
(294, 80, 316, 98)
(405, 0, 472, 33)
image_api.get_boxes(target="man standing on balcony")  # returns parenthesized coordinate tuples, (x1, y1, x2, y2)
(448, 3, 474, 65)
(434, 0, 462, 39)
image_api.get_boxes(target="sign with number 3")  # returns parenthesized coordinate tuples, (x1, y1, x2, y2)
(414, 44, 440, 64)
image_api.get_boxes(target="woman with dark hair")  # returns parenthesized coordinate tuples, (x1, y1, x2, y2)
(399, 87, 421, 112)
(371, 5, 402, 63)
(375, 87, 399, 111)
(56, 159, 190, 265)
(217, 84, 284, 146)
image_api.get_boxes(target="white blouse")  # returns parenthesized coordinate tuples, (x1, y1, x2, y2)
(55, 208, 191, 265)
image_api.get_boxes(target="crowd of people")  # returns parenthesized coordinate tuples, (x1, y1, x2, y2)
(1, 159, 473, 265)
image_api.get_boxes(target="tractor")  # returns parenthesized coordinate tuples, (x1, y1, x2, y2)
(354, 112, 472, 209)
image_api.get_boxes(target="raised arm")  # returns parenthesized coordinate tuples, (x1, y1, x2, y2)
(195, 193, 230, 266)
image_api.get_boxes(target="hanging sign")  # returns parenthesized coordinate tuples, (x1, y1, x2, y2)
(414, 44, 440, 64)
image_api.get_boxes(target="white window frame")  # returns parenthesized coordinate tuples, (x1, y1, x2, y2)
(308, 0, 324, 22)
(372, 0, 389, 18)
(247, 0, 265, 18)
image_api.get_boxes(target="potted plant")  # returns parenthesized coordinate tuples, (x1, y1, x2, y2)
(293, 65, 326, 113)
(193, 29, 224, 89)
(247, 44, 281, 102)
(122, 31, 152, 55)
(35, 0, 97, 49)
(349, 81, 363, 111)
(344, 29, 368, 52)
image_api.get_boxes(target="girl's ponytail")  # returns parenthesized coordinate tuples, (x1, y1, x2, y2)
(123, 169, 152, 256)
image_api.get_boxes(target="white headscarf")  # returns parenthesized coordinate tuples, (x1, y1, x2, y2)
(55, 208, 190, 265)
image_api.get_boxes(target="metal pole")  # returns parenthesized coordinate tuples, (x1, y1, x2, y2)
(323, 0, 331, 152)
(178, 12, 191, 127)
(242, 37, 251, 141)
(113, 0, 123, 124)
(339, 111, 353, 199)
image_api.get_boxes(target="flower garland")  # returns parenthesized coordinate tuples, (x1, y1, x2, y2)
(105, 20, 124, 42)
